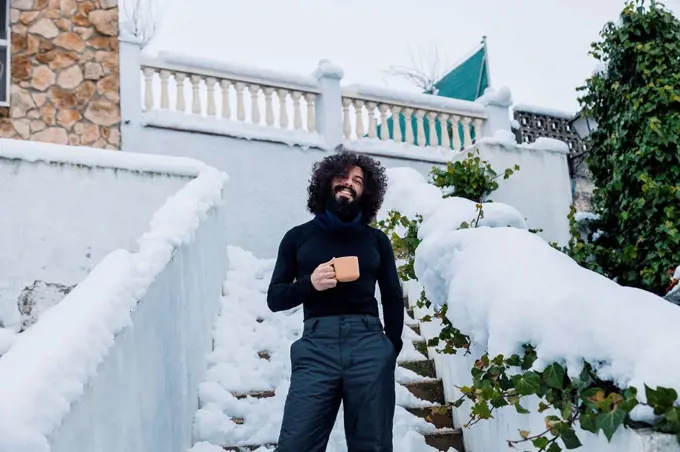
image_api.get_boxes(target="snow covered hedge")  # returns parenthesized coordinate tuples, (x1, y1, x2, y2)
(380, 165, 680, 451)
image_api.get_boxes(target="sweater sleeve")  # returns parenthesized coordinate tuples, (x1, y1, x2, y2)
(267, 227, 314, 312)
(377, 230, 404, 355)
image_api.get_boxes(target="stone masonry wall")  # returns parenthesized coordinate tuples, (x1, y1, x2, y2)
(3, 0, 120, 149)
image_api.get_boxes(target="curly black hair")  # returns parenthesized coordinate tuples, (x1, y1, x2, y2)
(306, 145, 388, 223)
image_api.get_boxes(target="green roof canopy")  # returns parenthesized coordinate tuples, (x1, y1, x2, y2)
(376, 38, 490, 148)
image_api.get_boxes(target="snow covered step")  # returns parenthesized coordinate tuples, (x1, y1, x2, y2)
(232, 390, 276, 400)
(402, 380, 445, 405)
(408, 323, 421, 336)
(405, 406, 453, 429)
(412, 339, 428, 357)
(399, 359, 436, 378)
(222, 444, 276, 451)
(425, 430, 464, 451)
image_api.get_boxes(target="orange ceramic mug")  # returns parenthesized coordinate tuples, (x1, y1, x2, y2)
(331, 256, 360, 282)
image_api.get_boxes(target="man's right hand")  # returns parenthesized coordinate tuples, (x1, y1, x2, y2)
(311, 260, 337, 291)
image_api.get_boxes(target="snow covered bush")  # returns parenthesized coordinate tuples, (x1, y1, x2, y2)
(568, 0, 680, 294)
(380, 146, 680, 450)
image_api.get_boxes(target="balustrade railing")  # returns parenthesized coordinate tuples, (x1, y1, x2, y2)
(137, 53, 494, 153)
(140, 52, 320, 133)
(341, 84, 486, 151)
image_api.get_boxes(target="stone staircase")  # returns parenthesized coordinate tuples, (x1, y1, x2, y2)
(220, 297, 465, 452)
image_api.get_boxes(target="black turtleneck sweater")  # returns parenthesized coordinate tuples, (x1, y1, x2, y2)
(267, 216, 404, 354)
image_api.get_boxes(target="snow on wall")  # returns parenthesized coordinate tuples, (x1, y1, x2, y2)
(0, 140, 229, 452)
(0, 157, 191, 330)
(133, 127, 441, 258)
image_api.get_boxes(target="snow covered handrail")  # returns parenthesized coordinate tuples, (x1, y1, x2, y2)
(341, 84, 487, 151)
(140, 52, 320, 133)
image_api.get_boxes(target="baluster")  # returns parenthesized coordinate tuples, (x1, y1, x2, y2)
(451, 115, 462, 150)
(304, 93, 315, 132)
(378, 104, 390, 141)
(438, 113, 450, 149)
(354, 100, 365, 138)
(415, 109, 426, 147)
(220, 80, 231, 119)
(278, 89, 289, 129)
(159, 70, 170, 110)
(235, 82, 246, 121)
(461, 117, 473, 148)
(174, 73, 186, 112)
(427, 111, 437, 147)
(403, 108, 414, 145)
(342, 98, 352, 139)
(206, 77, 217, 116)
(143, 67, 154, 112)
(292, 91, 302, 130)
(250, 85, 261, 124)
(473, 118, 484, 142)
(366, 102, 377, 138)
(391, 106, 402, 143)
(190, 75, 202, 115)
(264, 87, 275, 126)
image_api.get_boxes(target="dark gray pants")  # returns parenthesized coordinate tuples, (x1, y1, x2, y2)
(276, 314, 397, 452)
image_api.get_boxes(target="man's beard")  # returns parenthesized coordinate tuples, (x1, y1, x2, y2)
(327, 186, 362, 222)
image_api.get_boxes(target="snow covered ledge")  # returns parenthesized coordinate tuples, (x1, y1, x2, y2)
(0, 140, 229, 452)
(414, 227, 680, 452)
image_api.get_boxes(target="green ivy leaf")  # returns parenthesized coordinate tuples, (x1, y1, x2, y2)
(579, 412, 598, 434)
(512, 371, 541, 396)
(596, 408, 627, 442)
(543, 363, 566, 389)
(532, 437, 549, 449)
(560, 428, 583, 449)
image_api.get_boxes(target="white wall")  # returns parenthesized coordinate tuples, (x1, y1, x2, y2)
(435, 347, 680, 452)
(473, 137, 572, 246)
(0, 141, 229, 452)
(0, 158, 189, 329)
(48, 205, 226, 452)
(134, 126, 440, 258)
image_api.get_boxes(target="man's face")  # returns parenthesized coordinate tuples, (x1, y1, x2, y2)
(332, 166, 364, 204)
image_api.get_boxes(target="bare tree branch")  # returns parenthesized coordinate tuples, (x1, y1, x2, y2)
(383, 43, 449, 94)
(119, 0, 165, 47)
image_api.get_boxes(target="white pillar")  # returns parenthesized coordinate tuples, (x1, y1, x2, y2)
(476, 86, 513, 138)
(312, 59, 344, 148)
(118, 34, 143, 151)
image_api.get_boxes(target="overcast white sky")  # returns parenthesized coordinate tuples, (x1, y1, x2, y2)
(147, 0, 679, 114)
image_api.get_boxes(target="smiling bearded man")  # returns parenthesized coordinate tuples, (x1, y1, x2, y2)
(267, 146, 404, 452)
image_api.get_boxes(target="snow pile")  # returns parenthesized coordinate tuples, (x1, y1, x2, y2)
(312, 59, 344, 79)
(524, 137, 569, 154)
(0, 159, 228, 451)
(477, 129, 518, 147)
(512, 104, 575, 120)
(143, 110, 330, 151)
(190, 247, 445, 452)
(475, 86, 513, 108)
(157, 51, 320, 92)
(414, 225, 680, 417)
(345, 138, 456, 163)
(342, 84, 485, 116)
(380, 167, 528, 236)
(0, 138, 210, 176)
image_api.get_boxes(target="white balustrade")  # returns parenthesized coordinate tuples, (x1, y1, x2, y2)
(140, 55, 320, 133)
(340, 84, 487, 151)
(139, 54, 491, 152)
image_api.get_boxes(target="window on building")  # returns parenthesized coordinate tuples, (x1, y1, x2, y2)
(0, 0, 9, 106)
